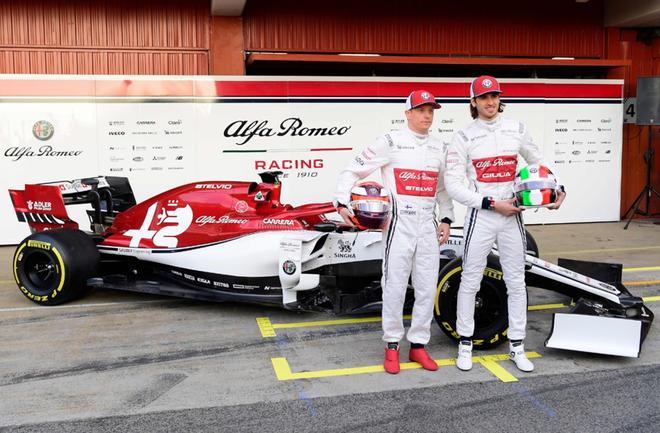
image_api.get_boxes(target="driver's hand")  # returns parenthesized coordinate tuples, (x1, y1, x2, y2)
(337, 206, 356, 226)
(437, 222, 450, 245)
(493, 198, 523, 216)
(548, 189, 566, 210)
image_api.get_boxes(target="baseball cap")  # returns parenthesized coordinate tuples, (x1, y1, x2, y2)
(470, 76, 502, 98)
(405, 90, 441, 110)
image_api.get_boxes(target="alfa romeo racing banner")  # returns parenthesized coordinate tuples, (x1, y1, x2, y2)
(0, 75, 623, 244)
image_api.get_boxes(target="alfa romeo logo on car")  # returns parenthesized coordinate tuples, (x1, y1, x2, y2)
(32, 120, 54, 141)
(282, 260, 296, 275)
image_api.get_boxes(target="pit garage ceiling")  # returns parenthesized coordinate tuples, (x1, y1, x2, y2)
(211, 0, 660, 27)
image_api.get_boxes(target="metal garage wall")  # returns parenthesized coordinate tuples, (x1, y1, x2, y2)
(243, 0, 605, 58)
(0, 0, 210, 74)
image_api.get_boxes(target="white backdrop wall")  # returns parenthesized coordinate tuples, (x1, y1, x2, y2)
(0, 76, 623, 244)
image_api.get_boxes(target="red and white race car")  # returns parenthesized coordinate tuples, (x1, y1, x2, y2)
(9, 171, 653, 357)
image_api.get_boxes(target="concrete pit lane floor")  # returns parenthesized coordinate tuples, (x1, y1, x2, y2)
(0, 220, 659, 433)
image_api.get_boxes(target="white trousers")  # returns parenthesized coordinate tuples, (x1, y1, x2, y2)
(381, 219, 439, 345)
(456, 209, 527, 341)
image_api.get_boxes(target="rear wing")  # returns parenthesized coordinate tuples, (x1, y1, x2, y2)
(9, 176, 136, 234)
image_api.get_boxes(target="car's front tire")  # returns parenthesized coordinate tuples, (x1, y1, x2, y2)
(434, 255, 509, 349)
(13, 229, 99, 305)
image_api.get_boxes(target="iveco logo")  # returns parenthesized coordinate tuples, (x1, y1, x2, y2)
(555, 128, 568, 132)
(108, 131, 125, 136)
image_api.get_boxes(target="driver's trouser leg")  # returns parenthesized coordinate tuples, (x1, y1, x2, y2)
(407, 227, 440, 345)
(456, 209, 499, 338)
(497, 213, 527, 341)
(382, 227, 415, 343)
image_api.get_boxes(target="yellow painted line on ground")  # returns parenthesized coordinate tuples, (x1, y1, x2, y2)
(271, 351, 541, 382)
(256, 317, 277, 338)
(527, 303, 567, 311)
(476, 352, 542, 383)
(545, 245, 660, 255)
(623, 266, 660, 272)
(273, 316, 394, 329)
(626, 280, 660, 287)
(257, 293, 660, 337)
(643, 295, 660, 302)
(0, 280, 15, 285)
(256, 314, 412, 337)
(478, 359, 519, 382)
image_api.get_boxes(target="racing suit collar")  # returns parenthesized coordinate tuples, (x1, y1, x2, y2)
(405, 126, 429, 142)
(476, 115, 502, 131)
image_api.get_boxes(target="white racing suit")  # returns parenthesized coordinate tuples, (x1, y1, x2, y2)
(444, 116, 543, 341)
(334, 128, 454, 344)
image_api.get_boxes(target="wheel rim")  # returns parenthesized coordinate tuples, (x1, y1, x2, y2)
(23, 251, 58, 294)
(473, 280, 507, 333)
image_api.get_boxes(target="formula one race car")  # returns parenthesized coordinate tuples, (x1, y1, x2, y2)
(9, 172, 654, 357)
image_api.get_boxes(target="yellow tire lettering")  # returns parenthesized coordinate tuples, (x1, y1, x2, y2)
(441, 322, 459, 339)
(484, 267, 503, 280)
(435, 265, 462, 314)
(13, 243, 27, 285)
(473, 339, 484, 346)
(490, 334, 499, 344)
(49, 247, 66, 299)
(27, 240, 51, 251)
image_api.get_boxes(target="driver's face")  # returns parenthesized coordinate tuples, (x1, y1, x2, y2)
(471, 93, 501, 120)
(405, 104, 435, 134)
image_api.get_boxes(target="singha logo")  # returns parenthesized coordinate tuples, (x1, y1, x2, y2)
(338, 240, 352, 253)
(335, 240, 356, 259)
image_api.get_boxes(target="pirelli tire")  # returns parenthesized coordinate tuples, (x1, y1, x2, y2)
(434, 254, 509, 349)
(13, 229, 99, 306)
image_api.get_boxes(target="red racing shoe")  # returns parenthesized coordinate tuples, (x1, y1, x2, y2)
(384, 347, 400, 374)
(409, 347, 438, 371)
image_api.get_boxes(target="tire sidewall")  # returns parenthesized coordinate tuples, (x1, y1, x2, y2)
(434, 256, 509, 349)
(13, 229, 98, 305)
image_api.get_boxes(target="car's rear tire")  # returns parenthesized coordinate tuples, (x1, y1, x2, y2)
(434, 255, 509, 349)
(13, 229, 99, 305)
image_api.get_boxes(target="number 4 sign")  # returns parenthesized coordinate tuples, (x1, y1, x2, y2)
(623, 98, 636, 124)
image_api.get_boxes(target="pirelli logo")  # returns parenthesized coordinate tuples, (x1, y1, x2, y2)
(484, 267, 503, 280)
(27, 240, 51, 250)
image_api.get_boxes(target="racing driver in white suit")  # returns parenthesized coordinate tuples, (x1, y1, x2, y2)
(445, 76, 565, 373)
(334, 90, 454, 374)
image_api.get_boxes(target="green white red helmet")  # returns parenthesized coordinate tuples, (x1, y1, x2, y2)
(514, 164, 559, 207)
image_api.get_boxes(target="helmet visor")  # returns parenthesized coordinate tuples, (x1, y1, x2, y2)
(514, 180, 557, 193)
(350, 199, 391, 214)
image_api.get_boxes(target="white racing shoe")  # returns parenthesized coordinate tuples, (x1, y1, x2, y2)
(509, 341, 534, 372)
(456, 340, 473, 371)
